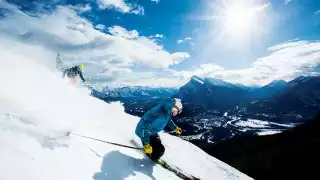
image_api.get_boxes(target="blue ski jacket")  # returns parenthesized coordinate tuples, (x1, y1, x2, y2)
(135, 98, 178, 145)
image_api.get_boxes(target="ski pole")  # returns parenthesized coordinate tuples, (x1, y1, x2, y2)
(69, 132, 143, 150)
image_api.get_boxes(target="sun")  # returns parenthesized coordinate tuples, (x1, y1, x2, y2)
(207, 0, 270, 42)
(224, 5, 253, 32)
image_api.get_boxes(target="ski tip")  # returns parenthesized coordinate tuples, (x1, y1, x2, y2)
(191, 176, 201, 180)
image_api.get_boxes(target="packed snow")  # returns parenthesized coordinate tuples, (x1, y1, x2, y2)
(0, 37, 252, 180)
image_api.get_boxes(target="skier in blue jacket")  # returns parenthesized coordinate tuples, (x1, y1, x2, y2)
(135, 98, 183, 161)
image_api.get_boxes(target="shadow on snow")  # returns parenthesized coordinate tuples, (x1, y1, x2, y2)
(93, 150, 156, 180)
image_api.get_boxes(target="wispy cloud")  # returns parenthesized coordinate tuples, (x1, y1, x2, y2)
(97, 0, 144, 15)
(314, 9, 320, 15)
(177, 37, 192, 44)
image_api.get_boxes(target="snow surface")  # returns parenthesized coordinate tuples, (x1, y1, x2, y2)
(257, 130, 282, 136)
(233, 119, 293, 129)
(235, 119, 270, 128)
(0, 37, 252, 180)
(268, 121, 295, 128)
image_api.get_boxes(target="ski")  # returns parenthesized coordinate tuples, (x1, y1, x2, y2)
(155, 160, 200, 180)
(130, 140, 200, 180)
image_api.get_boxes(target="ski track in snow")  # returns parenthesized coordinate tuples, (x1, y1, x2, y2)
(0, 37, 252, 180)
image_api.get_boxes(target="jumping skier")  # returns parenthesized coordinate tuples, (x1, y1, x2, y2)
(135, 98, 183, 161)
(62, 64, 85, 84)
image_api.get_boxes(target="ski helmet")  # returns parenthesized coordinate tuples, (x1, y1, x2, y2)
(79, 64, 84, 71)
(174, 98, 183, 114)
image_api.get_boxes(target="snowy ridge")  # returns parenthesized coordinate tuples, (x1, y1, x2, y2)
(205, 77, 233, 87)
(191, 76, 205, 84)
(100, 86, 179, 98)
(0, 38, 252, 180)
(266, 80, 288, 87)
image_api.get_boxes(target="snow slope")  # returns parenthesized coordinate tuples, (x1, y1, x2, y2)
(0, 38, 252, 180)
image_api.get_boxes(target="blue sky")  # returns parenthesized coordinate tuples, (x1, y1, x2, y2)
(1, 0, 320, 87)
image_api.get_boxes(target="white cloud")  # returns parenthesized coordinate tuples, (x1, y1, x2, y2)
(95, 24, 105, 30)
(97, 0, 144, 15)
(0, 0, 189, 87)
(314, 10, 320, 15)
(177, 37, 192, 44)
(69, 3, 92, 12)
(171, 52, 191, 64)
(149, 34, 164, 39)
(108, 26, 139, 39)
(151, 0, 160, 3)
(155, 34, 164, 38)
(284, 0, 292, 5)
(173, 40, 320, 86)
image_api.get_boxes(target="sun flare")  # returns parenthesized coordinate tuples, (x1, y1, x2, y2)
(224, 5, 253, 32)
(208, 0, 270, 43)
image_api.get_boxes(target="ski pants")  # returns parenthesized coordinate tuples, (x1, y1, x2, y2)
(148, 134, 165, 161)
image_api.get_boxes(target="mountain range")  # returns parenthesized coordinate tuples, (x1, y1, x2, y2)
(94, 76, 319, 122)
(91, 75, 320, 146)
(91, 86, 179, 100)
(174, 75, 320, 122)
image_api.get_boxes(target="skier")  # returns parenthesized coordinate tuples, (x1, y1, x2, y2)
(56, 53, 64, 71)
(135, 98, 183, 161)
(62, 64, 85, 84)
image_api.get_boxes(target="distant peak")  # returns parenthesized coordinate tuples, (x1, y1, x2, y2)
(293, 76, 310, 81)
(269, 80, 287, 85)
(290, 76, 316, 84)
(191, 76, 205, 84)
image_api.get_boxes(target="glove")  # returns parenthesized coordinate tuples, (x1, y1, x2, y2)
(175, 127, 182, 135)
(143, 144, 152, 154)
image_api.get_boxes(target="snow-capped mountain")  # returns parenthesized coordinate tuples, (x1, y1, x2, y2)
(176, 76, 249, 112)
(0, 51, 252, 180)
(190, 76, 243, 89)
(289, 75, 315, 85)
(176, 75, 320, 122)
(245, 76, 320, 121)
(98, 86, 179, 99)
